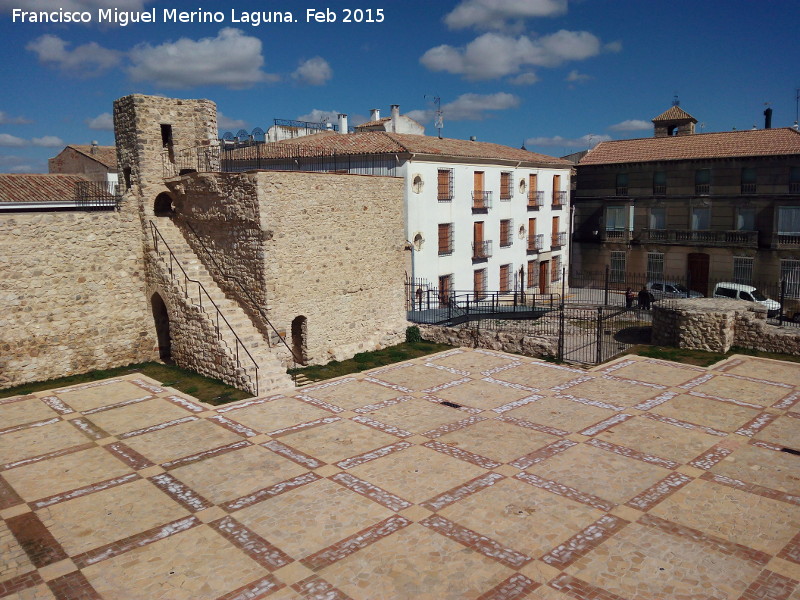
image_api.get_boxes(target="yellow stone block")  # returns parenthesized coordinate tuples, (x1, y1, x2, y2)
(37, 558, 77, 582)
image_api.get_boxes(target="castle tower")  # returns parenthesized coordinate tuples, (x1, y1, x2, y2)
(652, 104, 698, 138)
(113, 94, 218, 214)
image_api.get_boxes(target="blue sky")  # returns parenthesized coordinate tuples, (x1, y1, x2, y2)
(0, 0, 798, 173)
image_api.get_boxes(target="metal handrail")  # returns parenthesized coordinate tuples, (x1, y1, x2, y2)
(179, 219, 303, 368)
(148, 220, 259, 395)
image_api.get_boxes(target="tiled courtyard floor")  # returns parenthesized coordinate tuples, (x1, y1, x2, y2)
(1, 349, 799, 600)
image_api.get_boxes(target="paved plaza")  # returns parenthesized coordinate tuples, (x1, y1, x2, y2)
(1, 349, 799, 599)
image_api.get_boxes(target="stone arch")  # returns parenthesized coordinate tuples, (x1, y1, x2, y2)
(151, 292, 172, 362)
(153, 192, 175, 216)
(291, 315, 308, 365)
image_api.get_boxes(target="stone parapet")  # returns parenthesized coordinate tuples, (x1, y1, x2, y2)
(419, 324, 556, 358)
(652, 298, 800, 355)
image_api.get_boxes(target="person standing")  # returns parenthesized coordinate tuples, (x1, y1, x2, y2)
(625, 287, 635, 309)
(638, 286, 651, 309)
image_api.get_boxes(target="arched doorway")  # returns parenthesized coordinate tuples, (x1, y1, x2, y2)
(291, 316, 308, 365)
(151, 293, 172, 362)
(153, 192, 175, 216)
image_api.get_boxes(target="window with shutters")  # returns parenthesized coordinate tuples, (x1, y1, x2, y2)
(438, 223, 454, 256)
(500, 171, 513, 200)
(437, 169, 453, 201)
(500, 219, 513, 247)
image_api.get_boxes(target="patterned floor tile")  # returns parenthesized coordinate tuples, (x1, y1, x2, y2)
(55, 380, 149, 413)
(567, 522, 763, 600)
(0, 397, 60, 430)
(606, 359, 703, 387)
(83, 397, 197, 437)
(0, 421, 90, 467)
(505, 395, 616, 433)
(715, 356, 800, 386)
(649, 478, 800, 555)
(0, 518, 36, 583)
(168, 444, 308, 505)
(563, 377, 662, 408)
(318, 522, 514, 600)
(526, 443, 672, 505)
(300, 379, 403, 409)
(710, 444, 800, 494)
(368, 364, 464, 391)
(425, 349, 519, 374)
(3, 447, 131, 503)
(121, 418, 243, 465)
(221, 396, 335, 433)
(436, 419, 559, 464)
(277, 419, 399, 465)
(491, 364, 585, 389)
(234, 477, 394, 560)
(595, 416, 721, 463)
(81, 524, 268, 600)
(348, 445, 486, 504)
(691, 374, 792, 406)
(367, 397, 468, 433)
(755, 416, 800, 451)
(650, 393, 761, 432)
(434, 379, 535, 410)
(37, 479, 187, 556)
(438, 477, 603, 558)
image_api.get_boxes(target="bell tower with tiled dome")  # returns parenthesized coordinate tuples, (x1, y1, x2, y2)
(652, 99, 697, 138)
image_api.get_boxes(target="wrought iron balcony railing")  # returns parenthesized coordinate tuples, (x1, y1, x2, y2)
(551, 232, 567, 247)
(527, 233, 544, 253)
(552, 190, 567, 207)
(641, 228, 758, 247)
(471, 240, 493, 260)
(472, 191, 493, 211)
(527, 190, 543, 210)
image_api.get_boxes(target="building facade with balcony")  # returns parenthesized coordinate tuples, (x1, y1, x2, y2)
(571, 105, 800, 295)
(248, 131, 572, 298)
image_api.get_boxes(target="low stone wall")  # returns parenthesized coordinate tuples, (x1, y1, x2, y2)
(419, 324, 557, 358)
(652, 298, 800, 355)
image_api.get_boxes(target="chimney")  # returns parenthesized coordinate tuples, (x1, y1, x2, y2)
(91, 140, 98, 155)
(764, 107, 773, 129)
(370, 108, 380, 122)
(337, 113, 348, 134)
(390, 104, 399, 133)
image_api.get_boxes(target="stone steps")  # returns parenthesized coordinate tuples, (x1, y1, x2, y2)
(150, 219, 294, 395)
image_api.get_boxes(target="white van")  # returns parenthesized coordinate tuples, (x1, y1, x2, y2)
(712, 282, 780, 316)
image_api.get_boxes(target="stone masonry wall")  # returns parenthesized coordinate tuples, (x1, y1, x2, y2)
(0, 202, 155, 389)
(167, 170, 408, 365)
(652, 298, 800, 355)
(145, 260, 256, 393)
(257, 171, 408, 363)
(419, 325, 556, 358)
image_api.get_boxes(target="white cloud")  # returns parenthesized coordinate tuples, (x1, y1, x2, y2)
(525, 133, 611, 148)
(420, 30, 608, 80)
(85, 112, 114, 131)
(9, 164, 36, 173)
(0, 0, 150, 11)
(444, 0, 567, 30)
(409, 92, 520, 123)
(26, 35, 121, 76)
(565, 69, 592, 82)
(217, 112, 248, 130)
(508, 72, 540, 85)
(0, 134, 64, 148)
(291, 57, 333, 86)
(0, 111, 32, 125)
(608, 119, 651, 132)
(0, 154, 42, 173)
(128, 28, 278, 89)
(295, 109, 340, 124)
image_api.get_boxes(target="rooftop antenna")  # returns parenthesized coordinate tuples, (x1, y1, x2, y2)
(699, 122, 706, 132)
(521, 139, 527, 150)
(796, 88, 799, 126)
(672, 93, 680, 107)
(425, 94, 443, 138)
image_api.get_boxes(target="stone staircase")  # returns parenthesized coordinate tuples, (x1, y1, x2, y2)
(149, 217, 295, 395)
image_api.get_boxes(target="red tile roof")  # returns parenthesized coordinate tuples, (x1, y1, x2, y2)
(0, 174, 86, 203)
(652, 106, 697, 123)
(579, 128, 800, 165)
(67, 145, 118, 169)
(355, 117, 391, 128)
(248, 131, 570, 167)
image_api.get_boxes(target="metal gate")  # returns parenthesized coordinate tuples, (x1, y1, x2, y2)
(559, 306, 652, 365)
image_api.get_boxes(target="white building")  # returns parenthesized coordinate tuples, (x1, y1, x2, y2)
(240, 129, 572, 298)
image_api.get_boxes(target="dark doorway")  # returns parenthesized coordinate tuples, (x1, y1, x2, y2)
(539, 260, 549, 294)
(151, 293, 172, 362)
(153, 192, 175, 216)
(687, 253, 710, 296)
(291, 316, 308, 365)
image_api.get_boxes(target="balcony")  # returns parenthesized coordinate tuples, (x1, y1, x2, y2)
(653, 184, 667, 196)
(790, 182, 800, 193)
(774, 233, 800, 248)
(641, 228, 758, 247)
(472, 240, 492, 261)
(551, 232, 567, 248)
(472, 191, 492, 212)
(601, 229, 632, 242)
(526, 233, 544, 254)
(527, 190, 543, 210)
(552, 190, 566, 208)
(695, 184, 710, 195)
(615, 186, 628, 196)
(741, 183, 757, 194)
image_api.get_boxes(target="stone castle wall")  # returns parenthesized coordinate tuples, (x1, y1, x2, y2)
(652, 298, 800, 355)
(0, 203, 155, 389)
(167, 170, 408, 365)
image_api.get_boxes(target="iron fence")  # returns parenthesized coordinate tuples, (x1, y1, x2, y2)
(75, 181, 122, 210)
